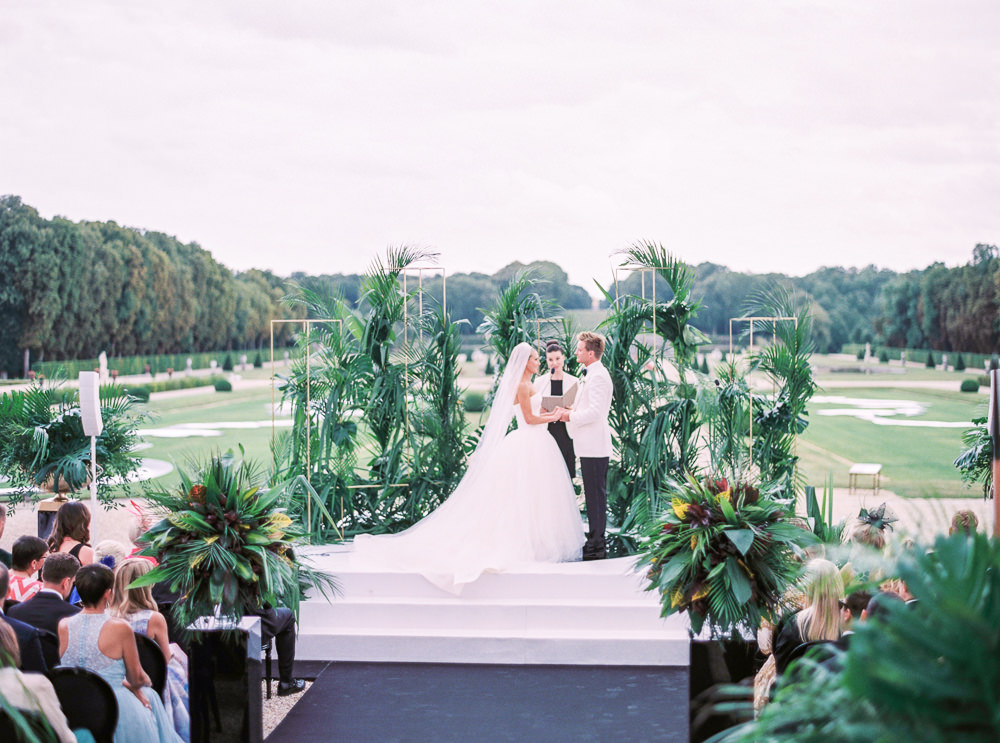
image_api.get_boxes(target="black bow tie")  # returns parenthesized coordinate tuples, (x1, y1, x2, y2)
(581, 368, 587, 377)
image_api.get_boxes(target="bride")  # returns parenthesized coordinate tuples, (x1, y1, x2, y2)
(351, 342, 585, 593)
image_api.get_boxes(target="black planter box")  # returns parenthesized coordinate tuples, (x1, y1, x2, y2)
(188, 616, 263, 743)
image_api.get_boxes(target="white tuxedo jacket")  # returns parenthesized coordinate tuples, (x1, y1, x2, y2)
(566, 361, 613, 457)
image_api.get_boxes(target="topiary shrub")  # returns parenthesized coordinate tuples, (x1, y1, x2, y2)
(126, 386, 151, 402)
(214, 379, 233, 392)
(856, 347, 866, 360)
(700, 355, 710, 374)
(955, 353, 965, 371)
(463, 390, 486, 412)
(879, 349, 889, 363)
(484, 356, 494, 375)
(960, 378, 980, 393)
(253, 352, 263, 368)
(222, 354, 234, 372)
(925, 352, 936, 368)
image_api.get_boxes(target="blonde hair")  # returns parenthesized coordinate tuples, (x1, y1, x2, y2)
(796, 559, 844, 642)
(577, 331, 606, 358)
(111, 558, 157, 618)
(843, 518, 887, 551)
(949, 509, 978, 536)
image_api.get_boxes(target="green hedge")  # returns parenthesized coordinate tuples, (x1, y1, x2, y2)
(463, 390, 486, 412)
(214, 379, 233, 392)
(960, 378, 980, 393)
(31, 348, 291, 378)
(842, 344, 994, 370)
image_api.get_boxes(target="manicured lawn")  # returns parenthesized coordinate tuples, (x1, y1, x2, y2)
(797, 386, 982, 498)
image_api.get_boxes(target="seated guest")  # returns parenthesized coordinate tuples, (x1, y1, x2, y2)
(0, 564, 48, 673)
(9, 552, 81, 668)
(59, 564, 182, 743)
(94, 540, 129, 570)
(0, 506, 11, 567)
(7, 535, 48, 602)
(0, 618, 88, 743)
(862, 590, 906, 623)
(48, 501, 94, 566)
(774, 558, 844, 675)
(247, 604, 306, 696)
(112, 559, 190, 742)
(949, 509, 979, 536)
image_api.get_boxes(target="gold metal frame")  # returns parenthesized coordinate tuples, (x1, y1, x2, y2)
(727, 315, 799, 471)
(400, 265, 447, 442)
(612, 265, 676, 377)
(270, 318, 343, 532)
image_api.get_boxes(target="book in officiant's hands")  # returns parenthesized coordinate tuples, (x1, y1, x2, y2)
(541, 381, 578, 413)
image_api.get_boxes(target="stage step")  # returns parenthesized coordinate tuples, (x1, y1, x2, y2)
(296, 545, 690, 667)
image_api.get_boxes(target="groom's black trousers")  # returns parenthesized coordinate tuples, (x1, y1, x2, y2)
(580, 456, 609, 542)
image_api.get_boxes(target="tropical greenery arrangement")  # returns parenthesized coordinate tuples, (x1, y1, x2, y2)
(273, 246, 472, 538)
(644, 475, 812, 636)
(710, 532, 1000, 743)
(954, 412, 993, 498)
(0, 380, 146, 509)
(134, 452, 336, 629)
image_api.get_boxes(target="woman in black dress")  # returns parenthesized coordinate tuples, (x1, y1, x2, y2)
(533, 341, 579, 478)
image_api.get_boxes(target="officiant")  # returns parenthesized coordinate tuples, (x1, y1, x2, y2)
(533, 341, 579, 478)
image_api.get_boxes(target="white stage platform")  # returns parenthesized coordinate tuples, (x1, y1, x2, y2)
(296, 544, 691, 667)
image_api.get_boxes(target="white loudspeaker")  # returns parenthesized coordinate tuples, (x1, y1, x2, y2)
(78, 371, 104, 437)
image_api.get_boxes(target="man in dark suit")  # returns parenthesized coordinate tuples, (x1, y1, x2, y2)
(0, 563, 47, 673)
(8, 552, 80, 668)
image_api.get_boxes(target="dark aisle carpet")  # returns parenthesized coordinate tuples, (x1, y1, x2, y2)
(267, 661, 688, 743)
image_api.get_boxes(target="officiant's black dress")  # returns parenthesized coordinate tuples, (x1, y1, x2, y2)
(548, 379, 576, 478)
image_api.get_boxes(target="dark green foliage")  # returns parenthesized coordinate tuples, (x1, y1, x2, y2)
(135, 453, 337, 632)
(0, 381, 146, 510)
(700, 355, 710, 374)
(253, 352, 263, 368)
(222, 354, 234, 371)
(484, 356, 494, 375)
(856, 347, 865, 360)
(878, 348, 889, 363)
(214, 379, 232, 392)
(960, 378, 980, 392)
(463, 391, 485, 412)
(925, 351, 936, 368)
(127, 385, 151, 402)
(276, 246, 474, 538)
(596, 242, 710, 553)
(644, 475, 813, 636)
(714, 533, 1000, 743)
(954, 414, 992, 497)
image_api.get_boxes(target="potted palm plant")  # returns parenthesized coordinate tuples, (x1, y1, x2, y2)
(133, 451, 336, 743)
(0, 381, 145, 513)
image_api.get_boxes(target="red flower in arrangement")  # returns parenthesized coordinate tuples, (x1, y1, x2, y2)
(685, 501, 716, 527)
(734, 482, 759, 504)
(188, 484, 207, 504)
(705, 476, 729, 495)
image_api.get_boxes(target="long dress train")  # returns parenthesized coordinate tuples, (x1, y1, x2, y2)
(351, 391, 585, 593)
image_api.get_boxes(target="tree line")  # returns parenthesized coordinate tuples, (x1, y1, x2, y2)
(1, 195, 996, 376)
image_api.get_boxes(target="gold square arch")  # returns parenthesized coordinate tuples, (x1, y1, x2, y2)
(270, 318, 343, 533)
(727, 315, 799, 474)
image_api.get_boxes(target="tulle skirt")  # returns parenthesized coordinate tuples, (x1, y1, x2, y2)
(352, 426, 585, 593)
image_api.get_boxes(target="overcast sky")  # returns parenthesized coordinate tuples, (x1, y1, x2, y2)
(2, 1, 998, 294)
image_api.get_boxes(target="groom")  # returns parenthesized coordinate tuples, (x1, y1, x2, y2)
(559, 331, 613, 561)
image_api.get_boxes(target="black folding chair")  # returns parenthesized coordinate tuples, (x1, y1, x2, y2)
(47, 666, 118, 743)
(134, 632, 168, 699)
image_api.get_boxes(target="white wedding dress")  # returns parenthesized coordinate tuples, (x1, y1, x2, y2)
(351, 359, 585, 593)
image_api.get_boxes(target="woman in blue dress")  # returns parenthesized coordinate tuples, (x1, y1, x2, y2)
(58, 564, 182, 743)
(111, 558, 190, 742)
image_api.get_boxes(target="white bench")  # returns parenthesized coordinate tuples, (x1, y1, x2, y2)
(849, 463, 882, 495)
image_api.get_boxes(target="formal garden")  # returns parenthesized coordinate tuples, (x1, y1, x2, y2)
(1, 243, 998, 742)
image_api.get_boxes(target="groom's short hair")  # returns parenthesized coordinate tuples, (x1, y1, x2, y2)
(578, 332, 605, 358)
